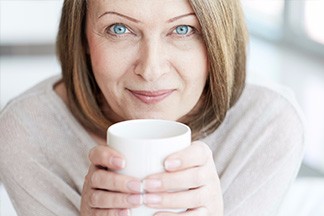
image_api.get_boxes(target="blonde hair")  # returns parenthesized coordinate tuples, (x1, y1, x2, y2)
(56, 0, 248, 140)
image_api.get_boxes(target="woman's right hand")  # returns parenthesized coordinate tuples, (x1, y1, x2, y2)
(80, 145, 143, 216)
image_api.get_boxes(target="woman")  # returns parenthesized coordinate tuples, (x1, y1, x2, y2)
(0, 0, 304, 215)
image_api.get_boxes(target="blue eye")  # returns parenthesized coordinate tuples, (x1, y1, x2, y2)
(175, 25, 191, 35)
(111, 24, 128, 34)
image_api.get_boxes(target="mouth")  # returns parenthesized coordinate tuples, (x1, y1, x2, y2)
(127, 89, 175, 104)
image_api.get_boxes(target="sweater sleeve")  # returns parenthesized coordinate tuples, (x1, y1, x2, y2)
(0, 102, 81, 216)
(210, 85, 305, 216)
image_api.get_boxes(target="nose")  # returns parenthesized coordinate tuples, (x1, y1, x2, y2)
(134, 38, 168, 82)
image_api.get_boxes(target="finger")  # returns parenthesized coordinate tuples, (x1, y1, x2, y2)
(91, 208, 131, 216)
(90, 189, 142, 209)
(89, 145, 126, 170)
(83, 164, 98, 192)
(91, 169, 142, 193)
(164, 141, 212, 171)
(143, 187, 208, 209)
(143, 166, 208, 192)
(155, 207, 208, 216)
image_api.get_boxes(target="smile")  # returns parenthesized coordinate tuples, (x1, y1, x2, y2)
(128, 89, 175, 104)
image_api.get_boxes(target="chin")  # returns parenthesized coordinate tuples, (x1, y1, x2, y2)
(127, 112, 178, 121)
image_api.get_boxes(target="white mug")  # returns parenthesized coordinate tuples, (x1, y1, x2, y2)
(107, 119, 191, 215)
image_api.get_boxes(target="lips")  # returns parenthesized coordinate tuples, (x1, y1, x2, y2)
(128, 89, 175, 104)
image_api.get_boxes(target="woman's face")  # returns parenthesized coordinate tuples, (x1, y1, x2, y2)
(86, 0, 208, 122)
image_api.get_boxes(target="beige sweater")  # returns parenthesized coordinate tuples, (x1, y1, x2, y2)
(0, 76, 305, 216)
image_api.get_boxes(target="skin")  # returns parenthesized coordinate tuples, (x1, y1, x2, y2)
(63, 0, 225, 215)
(86, 0, 208, 122)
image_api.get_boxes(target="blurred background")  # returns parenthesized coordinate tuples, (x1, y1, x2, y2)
(0, 0, 324, 215)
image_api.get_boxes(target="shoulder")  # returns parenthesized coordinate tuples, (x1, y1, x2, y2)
(229, 82, 304, 135)
(241, 83, 305, 150)
(0, 76, 61, 133)
(239, 83, 303, 115)
(204, 82, 305, 171)
(238, 83, 305, 133)
(0, 76, 92, 195)
(0, 76, 62, 174)
(1, 75, 61, 114)
(212, 83, 306, 215)
(215, 82, 305, 139)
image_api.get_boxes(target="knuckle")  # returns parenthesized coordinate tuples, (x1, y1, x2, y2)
(108, 210, 119, 216)
(90, 193, 97, 207)
(191, 188, 206, 207)
(121, 194, 130, 206)
(195, 192, 205, 207)
(91, 210, 101, 216)
(92, 209, 110, 216)
(110, 173, 128, 192)
(85, 172, 92, 184)
(88, 147, 96, 161)
(90, 190, 100, 207)
(89, 146, 111, 167)
(197, 142, 212, 159)
(110, 173, 120, 190)
(111, 194, 125, 207)
(99, 151, 109, 165)
(90, 171, 100, 187)
(193, 169, 205, 186)
(202, 143, 212, 155)
(197, 207, 208, 215)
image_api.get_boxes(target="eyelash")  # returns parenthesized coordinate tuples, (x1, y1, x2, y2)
(105, 23, 197, 38)
(170, 25, 196, 37)
(105, 23, 133, 38)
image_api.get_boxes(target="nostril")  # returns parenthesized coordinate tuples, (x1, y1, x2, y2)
(134, 62, 166, 82)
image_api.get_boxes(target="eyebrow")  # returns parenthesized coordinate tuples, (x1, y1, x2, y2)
(98, 11, 140, 23)
(167, 13, 196, 23)
(98, 11, 196, 23)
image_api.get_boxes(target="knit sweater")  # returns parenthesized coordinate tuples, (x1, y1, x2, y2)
(0, 75, 305, 216)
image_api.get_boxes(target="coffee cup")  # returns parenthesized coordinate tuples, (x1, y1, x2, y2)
(107, 119, 191, 215)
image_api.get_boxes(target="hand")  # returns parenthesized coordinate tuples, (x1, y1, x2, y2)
(80, 145, 143, 216)
(142, 141, 224, 216)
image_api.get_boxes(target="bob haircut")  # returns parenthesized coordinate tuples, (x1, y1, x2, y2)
(56, 0, 248, 140)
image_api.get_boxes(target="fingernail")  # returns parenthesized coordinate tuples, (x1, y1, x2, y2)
(164, 159, 181, 170)
(119, 209, 131, 216)
(127, 194, 143, 205)
(127, 180, 142, 193)
(143, 194, 162, 204)
(110, 157, 125, 168)
(142, 179, 162, 190)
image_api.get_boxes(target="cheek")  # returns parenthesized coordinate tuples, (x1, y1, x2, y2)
(178, 44, 208, 89)
(183, 48, 208, 111)
(88, 41, 134, 88)
(90, 48, 118, 79)
(87, 32, 131, 74)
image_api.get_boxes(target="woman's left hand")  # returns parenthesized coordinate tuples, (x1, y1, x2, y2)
(142, 141, 224, 216)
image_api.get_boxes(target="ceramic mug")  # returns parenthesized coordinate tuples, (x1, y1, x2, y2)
(107, 119, 191, 215)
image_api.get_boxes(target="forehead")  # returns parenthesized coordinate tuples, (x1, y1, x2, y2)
(88, 0, 194, 21)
